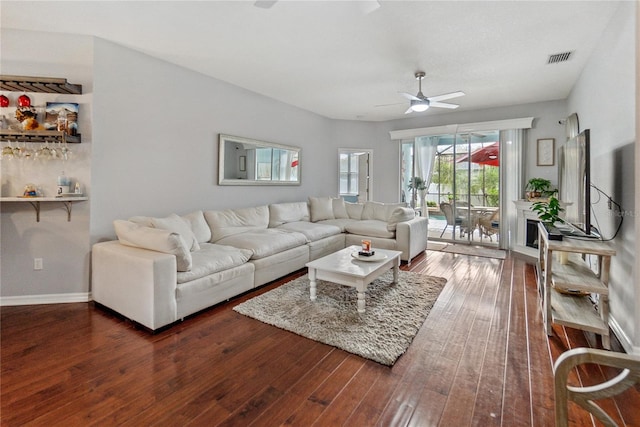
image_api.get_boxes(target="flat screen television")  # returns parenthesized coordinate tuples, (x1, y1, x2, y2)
(557, 129, 592, 236)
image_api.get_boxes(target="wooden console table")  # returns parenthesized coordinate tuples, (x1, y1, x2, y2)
(536, 222, 616, 349)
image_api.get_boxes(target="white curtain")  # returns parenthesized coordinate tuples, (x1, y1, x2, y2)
(415, 136, 440, 185)
(499, 129, 525, 250)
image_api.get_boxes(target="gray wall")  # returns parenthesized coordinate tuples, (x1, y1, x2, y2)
(567, 1, 637, 352)
(1, 30, 93, 300)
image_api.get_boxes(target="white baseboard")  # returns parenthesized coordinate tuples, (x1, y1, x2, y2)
(609, 315, 639, 355)
(0, 292, 91, 306)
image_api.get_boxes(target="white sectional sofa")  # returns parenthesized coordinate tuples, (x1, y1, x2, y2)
(92, 197, 428, 330)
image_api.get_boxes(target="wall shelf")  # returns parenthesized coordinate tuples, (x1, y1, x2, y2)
(1, 196, 88, 222)
(0, 130, 81, 144)
(0, 75, 82, 95)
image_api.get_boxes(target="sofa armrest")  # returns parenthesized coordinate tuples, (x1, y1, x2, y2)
(92, 241, 178, 330)
(395, 216, 429, 262)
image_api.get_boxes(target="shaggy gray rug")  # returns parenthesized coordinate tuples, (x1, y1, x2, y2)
(233, 270, 447, 366)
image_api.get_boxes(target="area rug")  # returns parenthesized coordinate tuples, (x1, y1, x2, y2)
(442, 244, 506, 259)
(233, 271, 447, 366)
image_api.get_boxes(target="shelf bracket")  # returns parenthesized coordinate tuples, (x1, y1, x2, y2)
(61, 201, 73, 222)
(24, 200, 75, 222)
(27, 200, 41, 222)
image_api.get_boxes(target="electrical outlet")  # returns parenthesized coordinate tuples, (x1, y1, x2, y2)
(34, 258, 43, 270)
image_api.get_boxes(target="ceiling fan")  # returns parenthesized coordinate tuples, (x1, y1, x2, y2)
(400, 72, 465, 114)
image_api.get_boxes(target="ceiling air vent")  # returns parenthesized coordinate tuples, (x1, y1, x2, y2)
(547, 51, 573, 64)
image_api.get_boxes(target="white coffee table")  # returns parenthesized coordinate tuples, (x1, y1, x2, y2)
(305, 245, 402, 313)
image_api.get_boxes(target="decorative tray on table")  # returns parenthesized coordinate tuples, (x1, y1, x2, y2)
(351, 252, 388, 262)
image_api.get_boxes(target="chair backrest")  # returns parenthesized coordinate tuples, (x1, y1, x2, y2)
(554, 347, 640, 427)
(439, 202, 456, 226)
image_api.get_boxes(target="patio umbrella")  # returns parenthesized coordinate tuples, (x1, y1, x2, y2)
(457, 142, 499, 166)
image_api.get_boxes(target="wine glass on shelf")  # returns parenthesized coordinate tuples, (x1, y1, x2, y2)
(21, 141, 35, 160)
(1, 142, 15, 160)
(36, 139, 53, 161)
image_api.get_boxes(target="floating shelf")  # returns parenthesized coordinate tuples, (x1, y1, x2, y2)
(1, 196, 88, 222)
(0, 75, 82, 95)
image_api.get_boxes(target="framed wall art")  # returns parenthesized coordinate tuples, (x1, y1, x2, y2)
(537, 138, 555, 166)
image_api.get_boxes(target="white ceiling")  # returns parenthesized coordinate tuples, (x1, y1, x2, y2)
(1, 1, 622, 121)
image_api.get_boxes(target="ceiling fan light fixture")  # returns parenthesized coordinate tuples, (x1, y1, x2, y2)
(410, 99, 429, 112)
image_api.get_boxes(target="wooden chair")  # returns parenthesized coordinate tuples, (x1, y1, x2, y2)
(554, 347, 640, 427)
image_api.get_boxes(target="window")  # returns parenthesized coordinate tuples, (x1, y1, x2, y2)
(339, 152, 359, 196)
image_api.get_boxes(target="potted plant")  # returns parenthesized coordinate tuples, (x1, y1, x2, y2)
(531, 195, 563, 224)
(525, 178, 553, 200)
(408, 177, 427, 208)
(531, 195, 570, 263)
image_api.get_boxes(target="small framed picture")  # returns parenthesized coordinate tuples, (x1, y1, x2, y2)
(537, 138, 555, 166)
(45, 102, 79, 135)
(239, 156, 246, 172)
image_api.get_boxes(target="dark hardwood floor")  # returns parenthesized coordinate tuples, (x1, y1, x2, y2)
(2, 250, 639, 426)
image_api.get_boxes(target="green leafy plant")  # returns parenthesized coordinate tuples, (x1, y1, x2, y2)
(407, 176, 427, 191)
(525, 178, 553, 199)
(531, 196, 564, 224)
(426, 201, 437, 207)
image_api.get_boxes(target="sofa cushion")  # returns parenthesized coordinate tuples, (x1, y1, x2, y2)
(269, 202, 310, 227)
(316, 218, 359, 233)
(205, 206, 269, 242)
(345, 202, 364, 220)
(216, 229, 308, 260)
(332, 198, 349, 219)
(308, 197, 335, 222)
(387, 207, 416, 231)
(150, 214, 200, 252)
(176, 243, 252, 284)
(182, 210, 212, 244)
(344, 220, 395, 239)
(113, 220, 192, 271)
(361, 201, 406, 221)
(277, 221, 341, 242)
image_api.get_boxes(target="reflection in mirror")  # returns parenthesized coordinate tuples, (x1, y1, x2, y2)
(218, 134, 301, 186)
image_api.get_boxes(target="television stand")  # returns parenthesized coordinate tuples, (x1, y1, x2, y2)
(536, 222, 616, 349)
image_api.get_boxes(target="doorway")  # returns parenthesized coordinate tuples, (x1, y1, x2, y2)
(339, 149, 372, 202)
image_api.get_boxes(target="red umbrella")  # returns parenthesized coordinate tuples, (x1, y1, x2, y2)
(457, 142, 499, 166)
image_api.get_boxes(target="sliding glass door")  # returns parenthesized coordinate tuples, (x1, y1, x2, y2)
(401, 131, 501, 247)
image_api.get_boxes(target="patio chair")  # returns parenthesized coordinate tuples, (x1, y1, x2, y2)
(439, 202, 476, 238)
(453, 201, 478, 238)
(479, 209, 500, 241)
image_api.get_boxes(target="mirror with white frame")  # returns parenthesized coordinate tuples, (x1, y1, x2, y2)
(218, 134, 301, 186)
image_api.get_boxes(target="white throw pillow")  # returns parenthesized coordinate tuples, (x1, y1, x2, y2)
(387, 207, 416, 231)
(308, 197, 335, 222)
(113, 220, 192, 272)
(150, 214, 200, 252)
(182, 210, 212, 244)
(332, 197, 349, 219)
(345, 202, 364, 220)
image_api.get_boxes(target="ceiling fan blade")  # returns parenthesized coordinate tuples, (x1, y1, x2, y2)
(429, 101, 460, 109)
(404, 106, 414, 114)
(427, 91, 465, 102)
(375, 102, 405, 108)
(399, 92, 421, 101)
